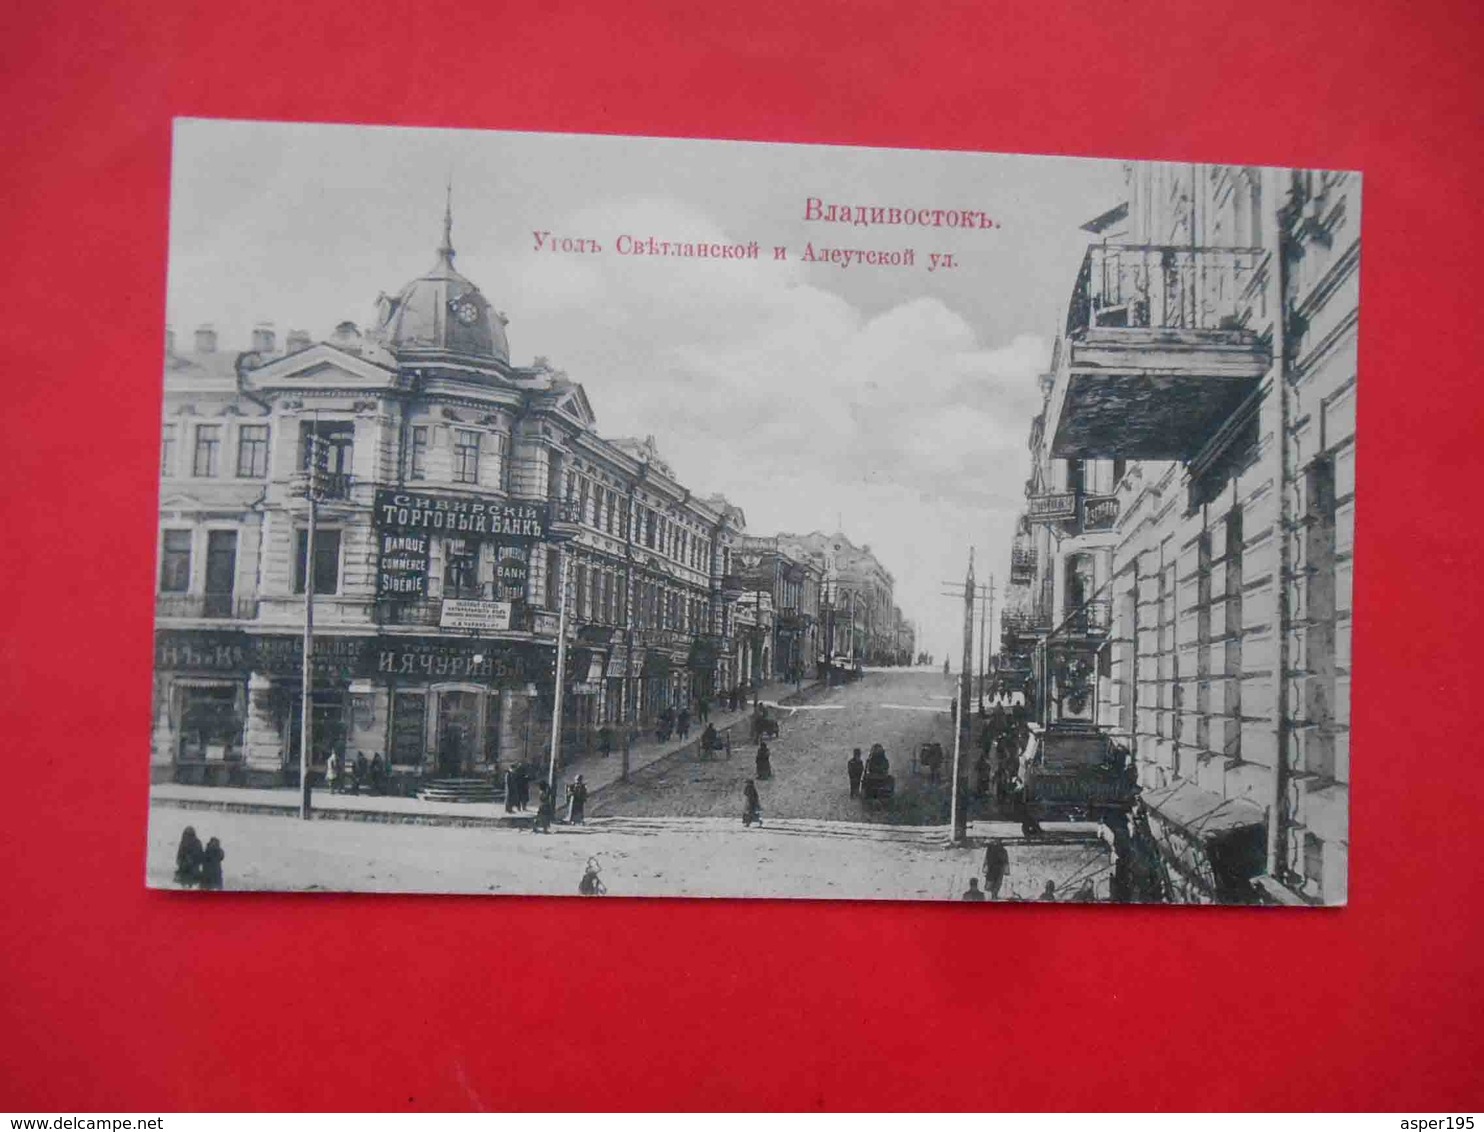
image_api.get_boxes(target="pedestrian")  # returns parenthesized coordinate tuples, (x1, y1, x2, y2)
(579, 856, 606, 896)
(326, 749, 342, 795)
(962, 878, 986, 902)
(370, 753, 387, 795)
(975, 752, 991, 799)
(173, 826, 204, 888)
(755, 741, 772, 781)
(742, 779, 763, 827)
(1040, 880, 1057, 902)
(514, 762, 530, 811)
(982, 838, 1010, 900)
(199, 836, 225, 890)
(533, 782, 554, 833)
(503, 764, 517, 813)
(678, 707, 691, 740)
(598, 725, 613, 759)
(353, 751, 369, 796)
(847, 748, 864, 798)
(698, 696, 710, 724)
(567, 775, 588, 824)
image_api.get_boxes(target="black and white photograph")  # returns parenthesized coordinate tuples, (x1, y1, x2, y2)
(148, 118, 1358, 905)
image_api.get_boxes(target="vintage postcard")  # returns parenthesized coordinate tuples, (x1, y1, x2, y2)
(148, 119, 1357, 904)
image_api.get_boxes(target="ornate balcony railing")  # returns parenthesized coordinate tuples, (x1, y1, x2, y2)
(156, 594, 259, 620)
(1068, 244, 1268, 337)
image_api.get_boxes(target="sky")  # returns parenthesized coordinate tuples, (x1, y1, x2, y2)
(166, 118, 1126, 662)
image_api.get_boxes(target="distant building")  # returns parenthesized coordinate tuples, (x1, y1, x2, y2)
(776, 532, 898, 665)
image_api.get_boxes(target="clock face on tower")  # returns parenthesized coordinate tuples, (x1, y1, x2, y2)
(451, 297, 480, 326)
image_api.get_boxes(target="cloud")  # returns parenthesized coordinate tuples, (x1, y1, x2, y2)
(508, 196, 1046, 658)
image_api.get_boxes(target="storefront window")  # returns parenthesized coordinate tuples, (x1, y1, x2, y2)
(178, 685, 242, 761)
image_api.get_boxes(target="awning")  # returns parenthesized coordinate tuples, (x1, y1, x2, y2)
(1139, 780, 1267, 904)
(1139, 779, 1265, 838)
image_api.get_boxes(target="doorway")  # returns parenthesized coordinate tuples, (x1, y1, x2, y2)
(437, 690, 479, 776)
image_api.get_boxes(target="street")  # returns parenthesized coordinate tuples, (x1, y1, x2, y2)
(145, 807, 1109, 901)
(593, 667, 962, 824)
(147, 668, 1115, 901)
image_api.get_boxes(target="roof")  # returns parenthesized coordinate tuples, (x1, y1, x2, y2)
(370, 193, 510, 363)
(1139, 779, 1265, 839)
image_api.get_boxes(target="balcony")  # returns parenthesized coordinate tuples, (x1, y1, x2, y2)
(156, 594, 259, 621)
(1059, 598, 1111, 639)
(1047, 243, 1272, 460)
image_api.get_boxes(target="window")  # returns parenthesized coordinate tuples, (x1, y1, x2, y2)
(579, 478, 591, 526)
(161, 424, 177, 477)
(645, 510, 657, 549)
(160, 529, 192, 593)
(453, 430, 481, 484)
(409, 426, 429, 480)
(204, 530, 238, 616)
(443, 538, 480, 599)
(193, 424, 221, 477)
(300, 422, 354, 474)
(545, 548, 562, 611)
(236, 424, 269, 478)
(294, 529, 341, 595)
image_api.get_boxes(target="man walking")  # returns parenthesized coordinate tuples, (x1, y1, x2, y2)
(847, 748, 864, 798)
(982, 838, 1010, 900)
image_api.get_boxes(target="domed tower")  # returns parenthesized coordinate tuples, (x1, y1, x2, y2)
(372, 188, 510, 366)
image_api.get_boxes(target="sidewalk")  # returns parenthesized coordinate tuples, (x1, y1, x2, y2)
(150, 678, 832, 829)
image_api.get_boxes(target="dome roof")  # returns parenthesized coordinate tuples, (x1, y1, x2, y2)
(372, 195, 509, 363)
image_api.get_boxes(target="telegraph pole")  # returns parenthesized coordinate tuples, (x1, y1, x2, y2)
(547, 544, 573, 794)
(298, 428, 323, 821)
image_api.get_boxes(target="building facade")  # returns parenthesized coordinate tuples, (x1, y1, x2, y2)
(1013, 162, 1357, 904)
(153, 205, 748, 787)
(776, 532, 897, 665)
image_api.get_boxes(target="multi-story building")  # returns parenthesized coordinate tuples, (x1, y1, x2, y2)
(153, 203, 745, 788)
(1014, 162, 1357, 905)
(732, 535, 822, 684)
(776, 532, 898, 665)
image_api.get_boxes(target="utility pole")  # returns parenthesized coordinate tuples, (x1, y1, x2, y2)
(298, 426, 323, 821)
(547, 545, 573, 794)
(949, 548, 975, 844)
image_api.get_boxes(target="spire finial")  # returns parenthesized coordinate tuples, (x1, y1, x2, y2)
(438, 175, 455, 264)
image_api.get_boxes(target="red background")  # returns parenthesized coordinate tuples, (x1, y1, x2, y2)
(2, 0, 1481, 1112)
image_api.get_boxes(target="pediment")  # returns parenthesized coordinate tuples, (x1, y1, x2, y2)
(554, 384, 596, 428)
(244, 343, 397, 390)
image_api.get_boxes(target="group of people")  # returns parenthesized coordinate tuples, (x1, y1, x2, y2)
(502, 761, 536, 812)
(525, 773, 588, 833)
(975, 703, 1030, 805)
(844, 744, 890, 798)
(173, 826, 225, 890)
(326, 749, 388, 796)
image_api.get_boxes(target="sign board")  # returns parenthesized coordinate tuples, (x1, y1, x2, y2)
(1028, 491, 1078, 523)
(377, 531, 430, 598)
(495, 554, 528, 596)
(439, 598, 513, 632)
(374, 489, 551, 542)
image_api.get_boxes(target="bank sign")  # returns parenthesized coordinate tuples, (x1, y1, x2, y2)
(374, 489, 550, 540)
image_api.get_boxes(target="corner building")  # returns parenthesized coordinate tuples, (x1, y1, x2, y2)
(1023, 164, 1357, 904)
(153, 205, 742, 788)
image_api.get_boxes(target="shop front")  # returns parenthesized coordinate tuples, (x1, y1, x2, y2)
(153, 630, 251, 785)
(159, 628, 541, 788)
